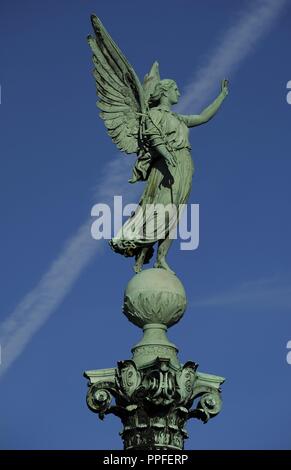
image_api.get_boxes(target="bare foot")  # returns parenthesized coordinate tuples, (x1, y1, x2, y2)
(134, 248, 148, 274)
(134, 260, 142, 273)
(154, 257, 176, 275)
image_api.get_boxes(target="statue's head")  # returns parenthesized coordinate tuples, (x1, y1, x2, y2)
(149, 79, 180, 107)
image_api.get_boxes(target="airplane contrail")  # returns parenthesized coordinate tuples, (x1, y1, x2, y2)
(177, 0, 287, 112)
(0, 0, 287, 378)
(0, 158, 137, 377)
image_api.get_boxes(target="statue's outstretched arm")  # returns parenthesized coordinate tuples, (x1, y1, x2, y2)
(182, 79, 229, 128)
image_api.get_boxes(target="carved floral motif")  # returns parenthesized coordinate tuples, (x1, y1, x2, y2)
(85, 358, 224, 449)
(123, 291, 186, 327)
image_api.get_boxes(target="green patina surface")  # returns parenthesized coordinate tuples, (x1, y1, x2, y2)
(88, 15, 228, 274)
(84, 15, 227, 450)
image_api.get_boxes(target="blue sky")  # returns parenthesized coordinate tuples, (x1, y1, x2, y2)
(0, 0, 291, 450)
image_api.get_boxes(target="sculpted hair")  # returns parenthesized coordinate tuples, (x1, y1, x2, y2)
(148, 79, 176, 107)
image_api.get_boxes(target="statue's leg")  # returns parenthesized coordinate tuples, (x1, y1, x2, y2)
(154, 236, 175, 274)
(134, 247, 150, 273)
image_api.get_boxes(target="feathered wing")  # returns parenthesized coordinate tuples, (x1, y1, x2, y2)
(88, 15, 145, 155)
(143, 61, 161, 103)
(129, 62, 163, 183)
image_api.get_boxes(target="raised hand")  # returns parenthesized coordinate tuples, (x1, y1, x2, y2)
(221, 79, 229, 98)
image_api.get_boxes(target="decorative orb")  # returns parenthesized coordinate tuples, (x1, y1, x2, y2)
(123, 268, 187, 328)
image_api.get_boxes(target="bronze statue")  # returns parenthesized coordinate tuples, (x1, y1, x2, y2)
(88, 15, 228, 274)
(85, 16, 227, 450)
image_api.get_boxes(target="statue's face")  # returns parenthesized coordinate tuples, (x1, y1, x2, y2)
(168, 83, 180, 105)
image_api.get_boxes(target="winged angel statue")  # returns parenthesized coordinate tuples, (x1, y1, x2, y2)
(88, 16, 228, 274)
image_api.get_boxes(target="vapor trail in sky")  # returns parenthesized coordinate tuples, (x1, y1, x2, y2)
(0, 0, 286, 378)
(0, 159, 136, 377)
(177, 0, 286, 112)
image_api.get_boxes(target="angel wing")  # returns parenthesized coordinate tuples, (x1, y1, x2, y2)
(143, 61, 161, 104)
(125, 61, 162, 183)
(88, 15, 145, 155)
